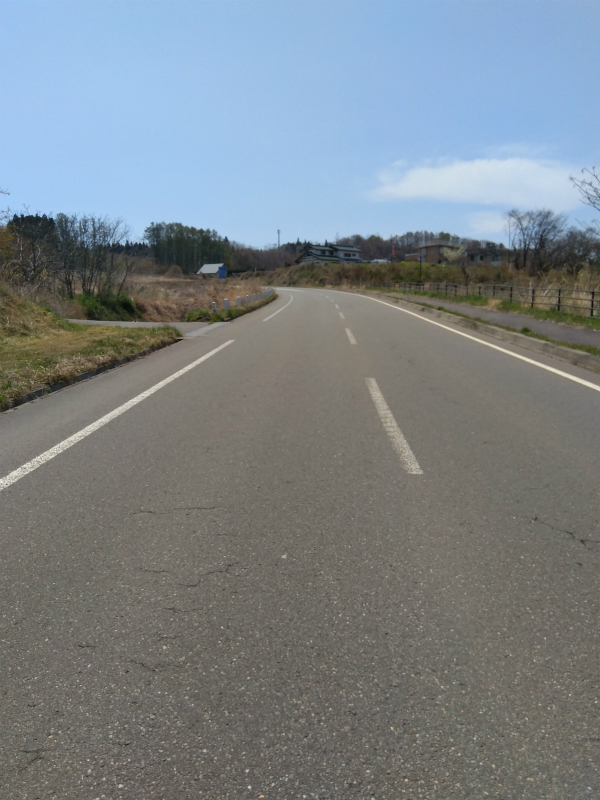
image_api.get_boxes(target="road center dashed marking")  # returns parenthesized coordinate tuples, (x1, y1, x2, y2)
(366, 378, 423, 475)
(339, 312, 345, 320)
(0, 340, 235, 492)
(346, 328, 357, 345)
(263, 294, 293, 321)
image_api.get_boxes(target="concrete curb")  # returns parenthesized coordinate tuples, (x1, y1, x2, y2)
(362, 291, 600, 376)
(1, 338, 180, 414)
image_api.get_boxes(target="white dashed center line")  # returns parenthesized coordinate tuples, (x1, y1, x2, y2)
(346, 328, 357, 345)
(339, 312, 345, 320)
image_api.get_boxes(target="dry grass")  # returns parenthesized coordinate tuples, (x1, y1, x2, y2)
(128, 274, 270, 321)
(0, 325, 178, 408)
(0, 283, 178, 408)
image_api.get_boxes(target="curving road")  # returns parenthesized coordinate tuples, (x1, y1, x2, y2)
(1, 288, 599, 799)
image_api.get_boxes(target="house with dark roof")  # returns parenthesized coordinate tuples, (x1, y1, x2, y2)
(297, 242, 363, 264)
(405, 240, 463, 264)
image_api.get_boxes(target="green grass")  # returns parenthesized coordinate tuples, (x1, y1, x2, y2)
(1, 320, 179, 409)
(184, 308, 212, 322)
(185, 292, 277, 323)
(512, 327, 600, 357)
(75, 292, 141, 321)
(366, 286, 490, 306)
(493, 300, 600, 330)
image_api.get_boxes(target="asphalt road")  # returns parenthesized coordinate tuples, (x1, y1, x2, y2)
(1, 288, 598, 800)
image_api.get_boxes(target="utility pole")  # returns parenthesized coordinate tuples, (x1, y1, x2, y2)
(277, 229, 280, 249)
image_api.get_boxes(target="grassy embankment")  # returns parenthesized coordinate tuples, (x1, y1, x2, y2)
(264, 261, 513, 287)
(128, 275, 274, 322)
(0, 285, 179, 409)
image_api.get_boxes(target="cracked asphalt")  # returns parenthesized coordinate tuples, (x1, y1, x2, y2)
(1, 289, 599, 799)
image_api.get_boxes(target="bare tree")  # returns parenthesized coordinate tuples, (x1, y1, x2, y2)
(7, 213, 58, 285)
(54, 213, 79, 297)
(557, 227, 600, 275)
(442, 246, 469, 285)
(505, 209, 566, 276)
(571, 167, 600, 213)
(54, 214, 130, 296)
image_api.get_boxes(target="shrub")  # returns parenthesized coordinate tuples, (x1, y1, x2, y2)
(75, 292, 141, 321)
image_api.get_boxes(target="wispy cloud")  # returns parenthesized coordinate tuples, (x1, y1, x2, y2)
(371, 157, 580, 211)
(482, 143, 557, 159)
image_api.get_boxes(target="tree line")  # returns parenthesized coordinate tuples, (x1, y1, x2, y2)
(144, 222, 229, 272)
(0, 212, 135, 297)
(506, 207, 600, 277)
(1, 165, 598, 290)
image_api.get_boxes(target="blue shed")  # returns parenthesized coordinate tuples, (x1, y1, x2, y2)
(197, 263, 227, 279)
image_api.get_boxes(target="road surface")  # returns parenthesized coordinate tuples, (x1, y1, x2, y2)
(1, 289, 598, 799)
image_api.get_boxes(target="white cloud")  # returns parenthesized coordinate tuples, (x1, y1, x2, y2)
(468, 210, 507, 237)
(371, 157, 580, 212)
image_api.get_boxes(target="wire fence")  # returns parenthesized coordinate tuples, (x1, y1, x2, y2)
(367, 282, 599, 319)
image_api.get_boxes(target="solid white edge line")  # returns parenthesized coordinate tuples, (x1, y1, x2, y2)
(366, 378, 423, 475)
(356, 294, 600, 394)
(263, 294, 293, 321)
(0, 340, 235, 492)
(346, 328, 357, 345)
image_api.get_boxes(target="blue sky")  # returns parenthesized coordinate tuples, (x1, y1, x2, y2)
(1, 0, 599, 246)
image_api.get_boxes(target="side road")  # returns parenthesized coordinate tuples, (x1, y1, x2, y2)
(68, 319, 210, 337)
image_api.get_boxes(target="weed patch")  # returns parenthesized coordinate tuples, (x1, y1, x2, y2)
(185, 292, 276, 323)
(75, 292, 141, 321)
